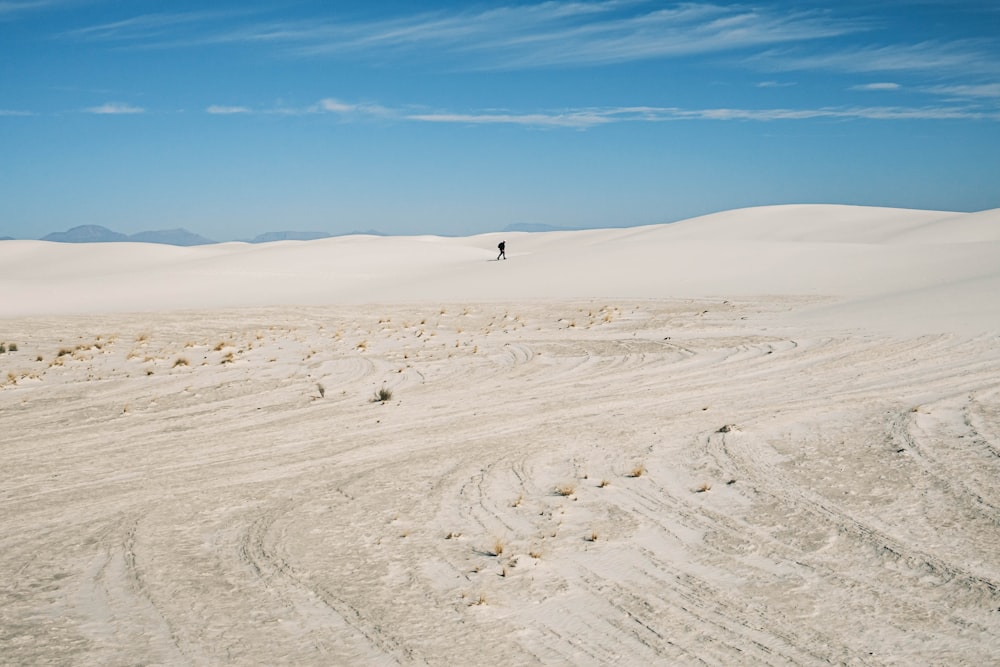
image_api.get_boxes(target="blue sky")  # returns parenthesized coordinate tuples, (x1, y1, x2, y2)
(2, 0, 999, 240)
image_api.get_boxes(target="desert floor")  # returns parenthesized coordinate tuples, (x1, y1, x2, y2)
(3, 296, 1000, 665)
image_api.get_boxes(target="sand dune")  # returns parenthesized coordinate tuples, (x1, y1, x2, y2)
(2, 205, 1000, 665)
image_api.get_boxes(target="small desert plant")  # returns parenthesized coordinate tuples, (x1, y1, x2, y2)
(695, 482, 712, 493)
(554, 484, 576, 497)
(627, 464, 646, 478)
(511, 494, 523, 508)
(373, 386, 393, 403)
(9, 343, 18, 352)
(56, 348, 73, 357)
(528, 549, 542, 559)
(173, 357, 189, 368)
(489, 538, 504, 557)
(597, 479, 610, 488)
(316, 383, 326, 398)
(0, 343, 6, 353)
(586, 530, 599, 542)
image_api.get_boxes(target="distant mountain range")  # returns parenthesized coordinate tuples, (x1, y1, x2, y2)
(250, 231, 331, 243)
(24, 225, 342, 245)
(40, 225, 216, 246)
(502, 223, 582, 233)
(0, 223, 585, 245)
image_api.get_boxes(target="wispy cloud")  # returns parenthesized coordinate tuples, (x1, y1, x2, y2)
(0, 108, 34, 116)
(755, 40, 1000, 76)
(206, 105, 251, 114)
(312, 98, 391, 117)
(407, 104, 998, 127)
(851, 82, 901, 91)
(281, 3, 861, 68)
(65, 2, 862, 70)
(925, 83, 1000, 98)
(65, 10, 241, 42)
(213, 97, 998, 128)
(84, 102, 144, 114)
(0, 0, 65, 19)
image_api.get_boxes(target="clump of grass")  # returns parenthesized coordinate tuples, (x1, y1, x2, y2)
(488, 538, 504, 557)
(511, 494, 523, 508)
(316, 383, 326, 398)
(528, 549, 542, 559)
(8, 343, 17, 352)
(627, 464, 646, 478)
(0, 343, 6, 353)
(554, 483, 576, 497)
(372, 386, 393, 403)
(586, 530, 599, 542)
(220, 351, 235, 364)
(695, 482, 712, 493)
(597, 479, 610, 488)
(56, 348, 73, 358)
(173, 357, 189, 368)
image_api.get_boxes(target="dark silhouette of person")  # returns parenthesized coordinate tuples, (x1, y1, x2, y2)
(497, 240, 506, 260)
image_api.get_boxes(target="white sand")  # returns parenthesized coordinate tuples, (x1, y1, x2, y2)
(2, 205, 1000, 664)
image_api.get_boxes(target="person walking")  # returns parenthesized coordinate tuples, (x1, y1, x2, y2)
(497, 240, 506, 260)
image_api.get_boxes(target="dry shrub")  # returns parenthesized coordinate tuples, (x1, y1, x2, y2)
(627, 464, 645, 478)
(555, 484, 575, 497)
(489, 538, 504, 557)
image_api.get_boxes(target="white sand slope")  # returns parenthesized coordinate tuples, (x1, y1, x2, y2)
(3, 204, 1000, 333)
(2, 205, 1000, 665)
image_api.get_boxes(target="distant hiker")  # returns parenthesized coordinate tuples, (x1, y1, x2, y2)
(497, 240, 506, 260)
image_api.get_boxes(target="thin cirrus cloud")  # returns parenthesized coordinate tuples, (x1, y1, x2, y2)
(850, 82, 901, 91)
(754, 40, 1000, 76)
(66, 2, 862, 70)
(406, 104, 999, 127)
(210, 98, 998, 128)
(206, 105, 251, 114)
(282, 3, 861, 68)
(84, 102, 145, 114)
(60, 2, 999, 82)
(925, 83, 1000, 98)
(64, 10, 242, 42)
(0, 0, 67, 18)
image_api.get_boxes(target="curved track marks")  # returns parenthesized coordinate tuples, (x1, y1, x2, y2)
(2, 299, 999, 664)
